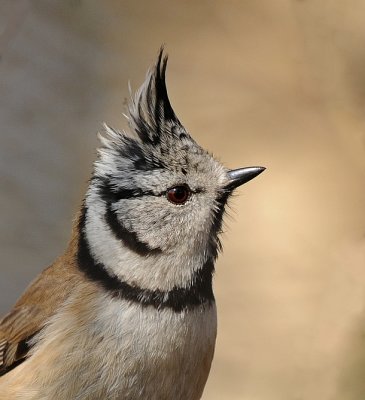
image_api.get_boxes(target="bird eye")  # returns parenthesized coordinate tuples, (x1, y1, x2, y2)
(166, 185, 191, 204)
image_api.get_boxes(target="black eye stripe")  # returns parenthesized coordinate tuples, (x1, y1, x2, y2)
(111, 187, 204, 199)
(113, 188, 155, 199)
(110, 187, 205, 199)
(94, 176, 204, 203)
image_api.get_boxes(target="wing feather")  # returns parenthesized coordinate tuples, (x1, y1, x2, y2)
(0, 249, 82, 377)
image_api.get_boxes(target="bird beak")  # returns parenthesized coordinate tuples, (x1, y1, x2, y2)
(226, 166, 265, 190)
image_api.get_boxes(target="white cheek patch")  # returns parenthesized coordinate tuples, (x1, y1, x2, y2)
(84, 189, 208, 292)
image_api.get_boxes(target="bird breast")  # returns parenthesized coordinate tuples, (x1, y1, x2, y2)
(0, 285, 217, 400)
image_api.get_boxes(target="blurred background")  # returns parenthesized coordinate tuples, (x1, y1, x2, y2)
(1, 1, 365, 399)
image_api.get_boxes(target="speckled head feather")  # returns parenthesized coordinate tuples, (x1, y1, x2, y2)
(96, 49, 199, 179)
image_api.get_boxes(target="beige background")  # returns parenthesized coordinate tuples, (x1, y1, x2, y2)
(1, 1, 365, 399)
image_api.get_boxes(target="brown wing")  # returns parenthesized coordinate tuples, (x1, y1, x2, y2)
(0, 241, 83, 377)
(0, 306, 41, 375)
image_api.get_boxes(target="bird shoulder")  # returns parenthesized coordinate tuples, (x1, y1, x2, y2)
(0, 227, 83, 377)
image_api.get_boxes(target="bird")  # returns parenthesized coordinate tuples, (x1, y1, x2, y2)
(0, 49, 264, 400)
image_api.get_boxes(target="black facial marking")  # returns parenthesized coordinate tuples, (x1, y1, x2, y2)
(90, 178, 161, 257)
(111, 187, 153, 201)
(77, 205, 215, 312)
(105, 202, 162, 257)
(94, 177, 155, 203)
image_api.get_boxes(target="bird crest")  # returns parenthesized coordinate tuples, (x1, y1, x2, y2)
(128, 47, 184, 145)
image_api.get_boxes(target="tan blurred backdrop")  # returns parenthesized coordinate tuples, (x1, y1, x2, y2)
(1, 1, 365, 399)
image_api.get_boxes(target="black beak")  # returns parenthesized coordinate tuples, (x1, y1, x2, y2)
(226, 166, 265, 190)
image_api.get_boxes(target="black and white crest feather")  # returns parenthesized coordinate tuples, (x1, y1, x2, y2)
(128, 48, 183, 145)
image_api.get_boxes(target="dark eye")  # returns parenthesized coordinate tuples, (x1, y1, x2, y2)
(166, 185, 191, 204)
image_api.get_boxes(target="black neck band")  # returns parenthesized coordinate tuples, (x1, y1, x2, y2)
(77, 205, 214, 312)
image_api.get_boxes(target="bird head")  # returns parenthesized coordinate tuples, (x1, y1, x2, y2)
(82, 49, 264, 293)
